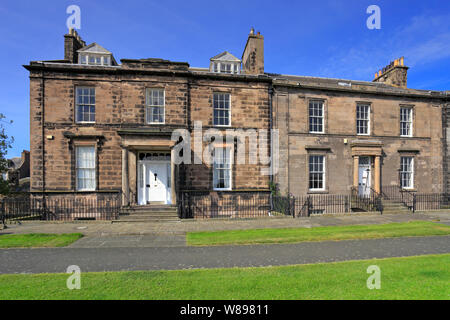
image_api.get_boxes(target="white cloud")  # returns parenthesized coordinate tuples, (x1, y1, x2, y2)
(318, 12, 450, 82)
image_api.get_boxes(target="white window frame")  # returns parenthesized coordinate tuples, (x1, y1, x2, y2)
(356, 104, 371, 135)
(400, 107, 413, 137)
(213, 93, 231, 127)
(309, 155, 326, 191)
(76, 146, 96, 191)
(75, 87, 96, 123)
(211, 62, 240, 74)
(400, 156, 414, 189)
(146, 88, 165, 124)
(309, 100, 325, 133)
(213, 147, 232, 191)
(79, 53, 112, 66)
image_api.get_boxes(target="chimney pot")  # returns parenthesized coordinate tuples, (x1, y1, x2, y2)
(373, 57, 408, 88)
(242, 29, 264, 75)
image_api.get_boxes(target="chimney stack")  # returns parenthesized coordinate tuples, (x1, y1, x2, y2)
(64, 28, 86, 63)
(241, 28, 264, 75)
(373, 57, 409, 88)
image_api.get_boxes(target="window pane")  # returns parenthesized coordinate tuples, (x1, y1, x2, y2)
(400, 157, 413, 188)
(309, 155, 325, 190)
(76, 147, 96, 191)
(400, 107, 412, 136)
(76, 87, 96, 123)
(356, 104, 370, 134)
(309, 101, 324, 133)
(146, 89, 165, 123)
(213, 93, 230, 126)
(213, 148, 232, 189)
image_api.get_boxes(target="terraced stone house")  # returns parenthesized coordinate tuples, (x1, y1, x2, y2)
(272, 62, 447, 197)
(24, 28, 449, 220)
(25, 29, 272, 220)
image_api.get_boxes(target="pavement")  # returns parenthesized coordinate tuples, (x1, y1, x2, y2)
(0, 236, 449, 274)
(2, 211, 449, 240)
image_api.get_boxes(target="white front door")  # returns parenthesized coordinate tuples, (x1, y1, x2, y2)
(358, 157, 371, 197)
(146, 163, 168, 203)
(138, 160, 171, 205)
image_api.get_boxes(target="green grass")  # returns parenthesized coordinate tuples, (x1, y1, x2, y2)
(0, 233, 83, 248)
(187, 221, 450, 246)
(0, 254, 448, 300)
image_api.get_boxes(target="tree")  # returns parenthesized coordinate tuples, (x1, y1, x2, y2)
(0, 113, 14, 195)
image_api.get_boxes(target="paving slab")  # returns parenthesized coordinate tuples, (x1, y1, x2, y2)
(69, 234, 186, 248)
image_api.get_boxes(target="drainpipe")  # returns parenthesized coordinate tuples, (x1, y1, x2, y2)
(268, 83, 274, 212)
(268, 83, 274, 184)
(41, 71, 46, 216)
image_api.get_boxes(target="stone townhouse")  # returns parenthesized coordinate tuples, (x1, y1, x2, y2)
(272, 61, 449, 200)
(24, 28, 449, 219)
(25, 29, 272, 219)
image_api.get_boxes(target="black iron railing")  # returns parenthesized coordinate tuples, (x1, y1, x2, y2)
(381, 185, 415, 212)
(350, 187, 383, 213)
(178, 191, 272, 219)
(296, 194, 352, 216)
(0, 192, 121, 222)
(272, 194, 296, 217)
(414, 193, 450, 211)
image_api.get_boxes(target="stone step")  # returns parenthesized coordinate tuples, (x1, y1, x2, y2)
(120, 216, 179, 221)
(380, 210, 412, 214)
(121, 210, 178, 214)
(113, 218, 180, 223)
(383, 205, 409, 209)
(126, 212, 179, 217)
(121, 206, 177, 213)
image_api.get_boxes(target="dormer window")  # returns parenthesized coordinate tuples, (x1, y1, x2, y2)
(77, 43, 116, 66)
(80, 54, 110, 66)
(210, 51, 241, 74)
(220, 63, 232, 73)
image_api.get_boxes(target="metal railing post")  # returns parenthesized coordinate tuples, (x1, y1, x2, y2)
(0, 199, 5, 226)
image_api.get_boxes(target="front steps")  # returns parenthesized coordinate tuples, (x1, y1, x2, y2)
(116, 204, 180, 222)
(381, 200, 411, 214)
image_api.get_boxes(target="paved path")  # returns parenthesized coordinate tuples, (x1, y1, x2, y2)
(2, 212, 449, 237)
(69, 234, 186, 248)
(1, 236, 449, 274)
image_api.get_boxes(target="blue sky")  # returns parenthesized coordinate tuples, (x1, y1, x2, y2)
(1, 0, 449, 157)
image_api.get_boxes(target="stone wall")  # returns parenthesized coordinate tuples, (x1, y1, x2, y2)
(28, 64, 271, 201)
(274, 86, 445, 196)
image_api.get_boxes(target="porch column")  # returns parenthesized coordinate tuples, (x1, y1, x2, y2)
(121, 148, 129, 206)
(374, 155, 381, 194)
(170, 148, 176, 204)
(353, 156, 359, 189)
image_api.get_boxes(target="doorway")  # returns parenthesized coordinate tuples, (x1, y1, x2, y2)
(137, 152, 171, 205)
(358, 156, 371, 197)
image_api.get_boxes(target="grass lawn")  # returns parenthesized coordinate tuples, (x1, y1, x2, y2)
(0, 254, 448, 300)
(187, 221, 450, 246)
(0, 233, 83, 248)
